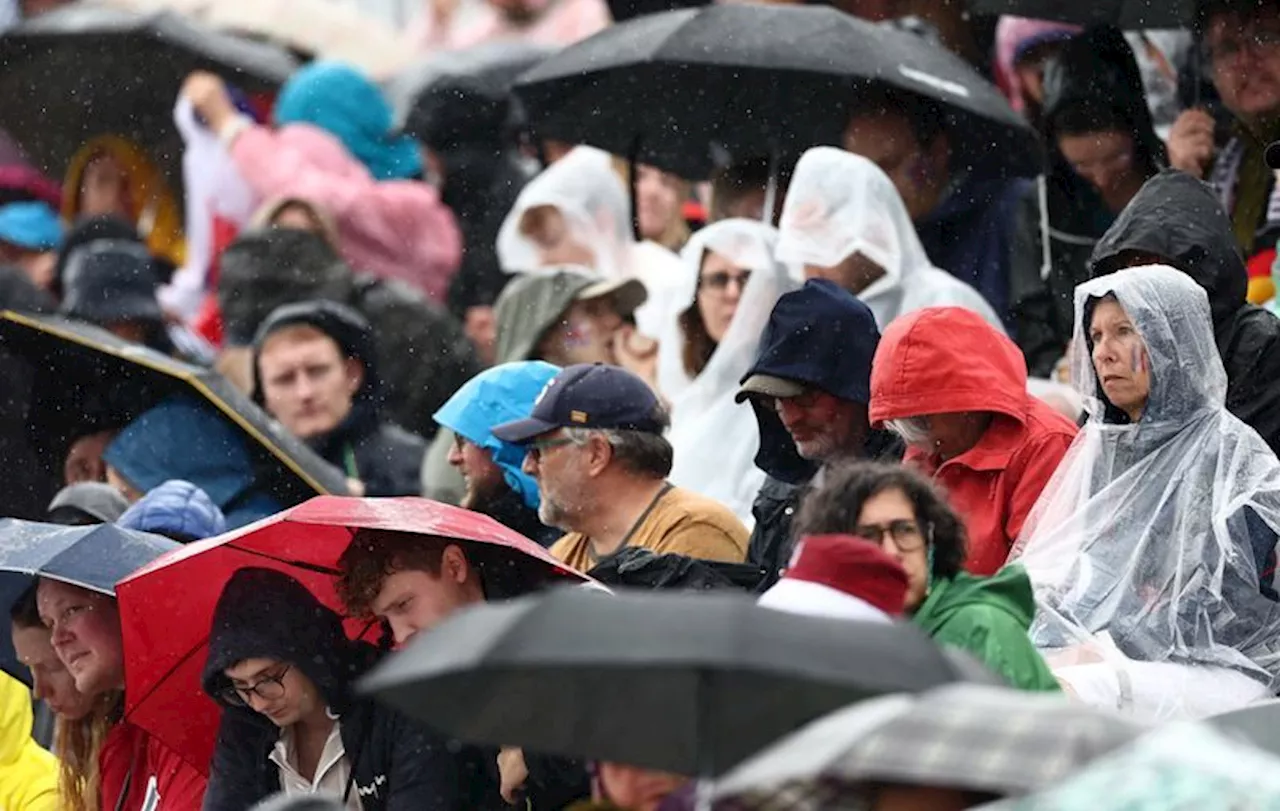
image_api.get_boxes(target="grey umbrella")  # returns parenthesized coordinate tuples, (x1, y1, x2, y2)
(360, 587, 1000, 777)
(1207, 699, 1280, 756)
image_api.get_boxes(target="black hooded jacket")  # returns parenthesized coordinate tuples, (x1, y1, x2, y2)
(1090, 170, 1280, 455)
(201, 568, 500, 811)
(252, 300, 426, 496)
(1011, 26, 1168, 376)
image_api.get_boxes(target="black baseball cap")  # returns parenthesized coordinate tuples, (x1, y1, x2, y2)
(492, 364, 667, 444)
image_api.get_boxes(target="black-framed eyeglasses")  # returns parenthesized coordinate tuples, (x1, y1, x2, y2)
(220, 665, 291, 707)
(853, 520, 928, 552)
(527, 436, 577, 461)
(698, 269, 752, 293)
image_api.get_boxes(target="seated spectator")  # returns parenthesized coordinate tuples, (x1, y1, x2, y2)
(617, 161, 691, 252)
(708, 156, 790, 225)
(116, 480, 227, 543)
(181, 64, 462, 303)
(414, 0, 609, 51)
(1013, 265, 1280, 719)
(797, 461, 1058, 692)
(658, 219, 797, 528)
(433, 361, 563, 547)
(995, 16, 1081, 122)
(1090, 170, 1280, 455)
(493, 364, 749, 571)
(870, 307, 1077, 575)
(757, 533, 908, 623)
(0, 650, 57, 810)
(202, 568, 465, 810)
(46, 482, 128, 526)
(776, 147, 1002, 331)
(0, 201, 62, 292)
(253, 301, 426, 497)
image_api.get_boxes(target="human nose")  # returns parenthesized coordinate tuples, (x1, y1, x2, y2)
(50, 622, 73, 650)
(390, 617, 416, 647)
(522, 451, 539, 476)
(447, 442, 464, 466)
(246, 689, 272, 713)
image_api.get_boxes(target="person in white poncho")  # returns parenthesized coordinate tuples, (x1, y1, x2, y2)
(775, 146, 1003, 332)
(657, 219, 798, 528)
(495, 145, 684, 344)
(1011, 264, 1280, 721)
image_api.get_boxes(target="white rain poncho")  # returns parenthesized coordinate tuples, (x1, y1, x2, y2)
(657, 220, 798, 527)
(775, 146, 1003, 332)
(495, 145, 683, 338)
(1011, 265, 1280, 720)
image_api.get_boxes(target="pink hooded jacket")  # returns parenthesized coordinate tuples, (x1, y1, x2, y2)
(230, 122, 461, 302)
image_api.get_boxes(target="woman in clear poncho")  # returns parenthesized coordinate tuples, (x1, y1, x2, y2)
(1011, 264, 1280, 720)
(495, 145, 684, 343)
(657, 219, 798, 528)
(774, 146, 1002, 333)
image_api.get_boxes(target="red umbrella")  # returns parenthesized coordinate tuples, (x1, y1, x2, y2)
(115, 495, 589, 773)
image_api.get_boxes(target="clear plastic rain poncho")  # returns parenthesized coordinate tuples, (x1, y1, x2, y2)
(774, 146, 1003, 332)
(495, 145, 683, 338)
(657, 220, 799, 527)
(1011, 265, 1280, 719)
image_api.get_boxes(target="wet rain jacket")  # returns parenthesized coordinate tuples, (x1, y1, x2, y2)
(1012, 266, 1280, 702)
(433, 361, 562, 546)
(103, 395, 284, 529)
(0, 672, 57, 811)
(775, 147, 1003, 333)
(202, 568, 492, 811)
(99, 718, 207, 811)
(911, 565, 1059, 692)
(253, 300, 426, 497)
(1090, 170, 1280, 455)
(739, 280, 903, 590)
(870, 307, 1077, 576)
(117, 479, 227, 542)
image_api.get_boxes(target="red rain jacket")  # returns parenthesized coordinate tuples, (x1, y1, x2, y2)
(870, 307, 1078, 575)
(100, 720, 207, 811)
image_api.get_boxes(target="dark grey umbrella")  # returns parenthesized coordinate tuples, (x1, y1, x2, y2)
(1207, 700, 1280, 756)
(966, 0, 1194, 29)
(360, 587, 1000, 777)
(514, 3, 1042, 180)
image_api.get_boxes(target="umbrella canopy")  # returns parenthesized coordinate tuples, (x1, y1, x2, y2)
(0, 311, 347, 505)
(384, 41, 555, 128)
(0, 519, 178, 686)
(1207, 699, 1280, 756)
(115, 495, 591, 772)
(360, 588, 1000, 778)
(514, 4, 1042, 180)
(713, 683, 1147, 809)
(0, 2, 297, 181)
(968, 0, 1194, 29)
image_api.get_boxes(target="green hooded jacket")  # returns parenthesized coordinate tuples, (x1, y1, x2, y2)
(911, 563, 1059, 692)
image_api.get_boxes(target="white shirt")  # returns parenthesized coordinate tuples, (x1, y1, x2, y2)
(269, 722, 363, 810)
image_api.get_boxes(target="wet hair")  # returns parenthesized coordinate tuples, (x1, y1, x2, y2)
(709, 158, 791, 223)
(795, 461, 966, 582)
(564, 425, 674, 479)
(1196, 0, 1274, 37)
(678, 249, 721, 378)
(9, 584, 40, 629)
(337, 530, 467, 618)
(1049, 99, 1134, 139)
(847, 86, 947, 150)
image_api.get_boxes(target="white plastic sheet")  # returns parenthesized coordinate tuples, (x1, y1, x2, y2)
(775, 146, 1003, 333)
(658, 220, 798, 527)
(1011, 265, 1280, 719)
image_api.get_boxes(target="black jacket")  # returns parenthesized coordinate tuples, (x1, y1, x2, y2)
(201, 568, 501, 811)
(1012, 26, 1167, 376)
(1090, 170, 1280, 455)
(252, 300, 427, 496)
(478, 485, 562, 549)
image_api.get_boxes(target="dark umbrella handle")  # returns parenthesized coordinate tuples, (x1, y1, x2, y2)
(628, 134, 643, 242)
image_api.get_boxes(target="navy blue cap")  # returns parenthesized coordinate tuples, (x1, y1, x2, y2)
(492, 364, 666, 443)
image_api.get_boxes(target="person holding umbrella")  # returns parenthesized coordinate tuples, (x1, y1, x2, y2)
(202, 567, 478, 810)
(795, 461, 1059, 692)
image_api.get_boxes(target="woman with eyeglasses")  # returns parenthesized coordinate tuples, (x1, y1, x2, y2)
(202, 567, 480, 811)
(796, 461, 1059, 692)
(656, 219, 798, 528)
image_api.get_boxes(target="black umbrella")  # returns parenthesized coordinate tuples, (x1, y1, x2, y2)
(514, 4, 1042, 180)
(0, 311, 347, 505)
(361, 587, 999, 777)
(966, 0, 1194, 29)
(0, 2, 298, 181)
(384, 41, 555, 129)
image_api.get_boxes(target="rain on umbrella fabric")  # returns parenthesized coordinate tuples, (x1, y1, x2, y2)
(0, 311, 348, 509)
(115, 495, 591, 772)
(0, 520, 179, 686)
(514, 3, 1042, 180)
(361, 588, 1001, 778)
(0, 2, 296, 181)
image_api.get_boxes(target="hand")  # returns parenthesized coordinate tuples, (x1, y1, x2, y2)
(345, 477, 367, 497)
(181, 71, 237, 133)
(497, 747, 528, 806)
(1167, 109, 1217, 179)
(611, 324, 658, 389)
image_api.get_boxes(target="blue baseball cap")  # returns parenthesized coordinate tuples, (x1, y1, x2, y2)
(0, 201, 62, 251)
(492, 364, 668, 444)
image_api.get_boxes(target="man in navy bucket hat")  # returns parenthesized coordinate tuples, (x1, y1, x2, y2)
(493, 363, 748, 573)
(735, 279, 904, 591)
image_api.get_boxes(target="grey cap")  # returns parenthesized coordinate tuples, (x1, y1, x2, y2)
(47, 482, 129, 525)
(494, 266, 648, 364)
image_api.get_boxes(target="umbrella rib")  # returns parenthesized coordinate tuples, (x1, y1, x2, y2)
(224, 543, 343, 575)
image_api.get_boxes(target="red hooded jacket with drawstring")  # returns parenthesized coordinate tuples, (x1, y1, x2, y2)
(870, 307, 1078, 576)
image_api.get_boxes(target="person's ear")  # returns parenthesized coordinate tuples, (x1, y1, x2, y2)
(343, 358, 364, 397)
(586, 434, 613, 477)
(442, 545, 469, 584)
